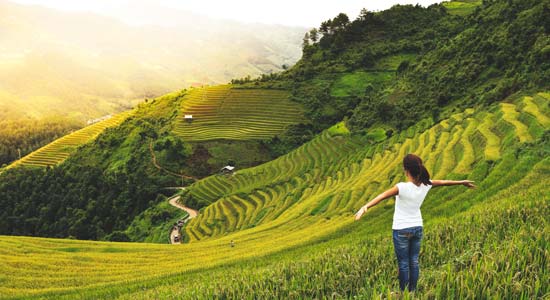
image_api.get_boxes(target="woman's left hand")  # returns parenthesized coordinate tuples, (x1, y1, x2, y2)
(461, 180, 476, 188)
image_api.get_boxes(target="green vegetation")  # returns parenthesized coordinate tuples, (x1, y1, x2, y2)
(0, 93, 189, 240)
(364, 128, 388, 143)
(0, 91, 547, 299)
(327, 121, 350, 136)
(183, 127, 364, 239)
(182, 93, 548, 242)
(203, 140, 273, 171)
(243, 0, 548, 136)
(169, 85, 312, 173)
(0, 86, 309, 241)
(330, 71, 394, 97)
(0, 0, 548, 298)
(523, 95, 550, 128)
(442, 0, 482, 16)
(476, 114, 501, 161)
(125, 197, 189, 243)
(501, 102, 533, 143)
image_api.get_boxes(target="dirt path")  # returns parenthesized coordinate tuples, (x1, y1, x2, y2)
(169, 194, 199, 218)
(167, 191, 199, 244)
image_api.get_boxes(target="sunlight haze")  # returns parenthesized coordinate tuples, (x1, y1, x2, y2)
(10, 0, 443, 27)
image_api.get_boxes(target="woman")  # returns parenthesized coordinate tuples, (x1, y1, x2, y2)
(354, 153, 475, 292)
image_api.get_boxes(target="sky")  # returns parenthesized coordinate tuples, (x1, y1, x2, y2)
(10, 0, 442, 27)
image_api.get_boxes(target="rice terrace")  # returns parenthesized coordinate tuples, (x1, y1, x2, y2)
(4, 112, 132, 169)
(0, 0, 548, 299)
(173, 85, 307, 141)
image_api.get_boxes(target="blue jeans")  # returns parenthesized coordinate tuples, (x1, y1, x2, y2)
(392, 226, 423, 291)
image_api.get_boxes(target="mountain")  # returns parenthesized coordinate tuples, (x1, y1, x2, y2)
(0, 0, 304, 121)
(0, 0, 548, 298)
(0, 0, 304, 165)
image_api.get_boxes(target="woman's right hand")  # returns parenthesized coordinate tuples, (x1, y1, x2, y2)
(354, 206, 367, 221)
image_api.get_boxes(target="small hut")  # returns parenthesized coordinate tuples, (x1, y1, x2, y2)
(184, 115, 193, 123)
(220, 165, 235, 175)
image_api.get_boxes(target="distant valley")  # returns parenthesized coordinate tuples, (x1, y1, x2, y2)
(0, 0, 304, 121)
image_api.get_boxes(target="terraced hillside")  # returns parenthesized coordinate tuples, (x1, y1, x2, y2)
(5, 112, 131, 169)
(182, 93, 550, 241)
(0, 93, 548, 299)
(172, 85, 307, 141)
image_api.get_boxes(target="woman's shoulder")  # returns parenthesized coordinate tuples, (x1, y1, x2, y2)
(395, 182, 410, 190)
(421, 182, 433, 190)
(398, 181, 430, 189)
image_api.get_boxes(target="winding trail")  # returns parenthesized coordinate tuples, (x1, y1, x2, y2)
(169, 193, 199, 218)
(167, 189, 199, 244)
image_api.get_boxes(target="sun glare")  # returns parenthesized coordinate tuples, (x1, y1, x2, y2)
(11, 0, 441, 27)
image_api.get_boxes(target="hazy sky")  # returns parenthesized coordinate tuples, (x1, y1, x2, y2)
(10, 0, 442, 27)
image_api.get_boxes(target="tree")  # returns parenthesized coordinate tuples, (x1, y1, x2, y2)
(359, 8, 369, 21)
(309, 28, 319, 42)
(332, 13, 350, 31)
(302, 32, 310, 49)
(319, 20, 332, 35)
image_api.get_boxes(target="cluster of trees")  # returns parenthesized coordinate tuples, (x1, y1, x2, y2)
(230, 72, 285, 85)
(0, 118, 82, 166)
(289, 3, 454, 132)
(0, 164, 165, 240)
(401, 0, 550, 110)
(302, 12, 350, 49)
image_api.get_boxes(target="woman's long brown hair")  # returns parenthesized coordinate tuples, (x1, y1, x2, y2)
(403, 154, 431, 185)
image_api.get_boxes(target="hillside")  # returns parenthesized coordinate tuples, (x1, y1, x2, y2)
(0, 91, 548, 298)
(173, 86, 307, 141)
(0, 85, 311, 240)
(182, 93, 549, 241)
(0, 117, 82, 167)
(0, 0, 304, 166)
(4, 112, 131, 169)
(0, 0, 549, 298)
(243, 0, 549, 135)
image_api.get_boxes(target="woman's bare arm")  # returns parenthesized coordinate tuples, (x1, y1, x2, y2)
(430, 180, 476, 188)
(355, 186, 398, 221)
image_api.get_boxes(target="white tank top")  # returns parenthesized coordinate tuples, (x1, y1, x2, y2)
(392, 181, 432, 230)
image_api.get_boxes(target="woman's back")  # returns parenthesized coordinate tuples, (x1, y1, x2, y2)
(393, 182, 432, 230)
